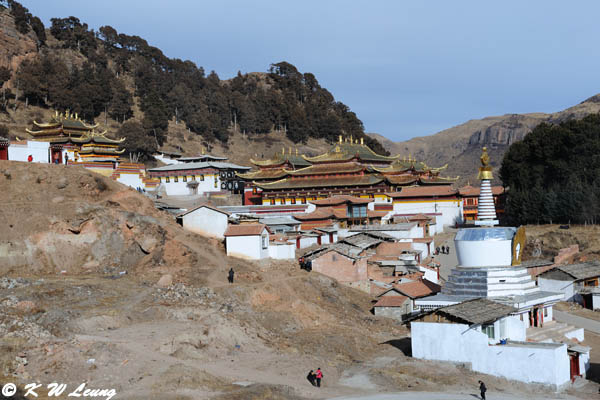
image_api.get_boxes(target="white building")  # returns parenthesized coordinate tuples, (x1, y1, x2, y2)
(148, 158, 250, 196)
(385, 186, 463, 228)
(224, 224, 270, 260)
(7, 140, 51, 163)
(176, 205, 230, 239)
(411, 298, 589, 388)
(538, 262, 600, 310)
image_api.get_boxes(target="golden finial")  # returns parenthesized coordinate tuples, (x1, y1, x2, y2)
(360, 138, 364, 145)
(289, 147, 292, 155)
(350, 135, 353, 143)
(282, 147, 285, 155)
(480, 146, 490, 167)
(339, 135, 342, 143)
(478, 147, 493, 180)
(296, 148, 298, 155)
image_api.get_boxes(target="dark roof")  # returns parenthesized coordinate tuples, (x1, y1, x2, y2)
(310, 195, 373, 206)
(435, 298, 517, 325)
(540, 262, 600, 281)
(224, 224, 267, 236)
(251, 153, 312, 168)
(149, 161, 251, 172)
(285, 162, 366, 176)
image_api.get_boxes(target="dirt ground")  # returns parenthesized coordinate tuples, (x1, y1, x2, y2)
(523, 224, 600, 262)
(1, 162, 598, 399)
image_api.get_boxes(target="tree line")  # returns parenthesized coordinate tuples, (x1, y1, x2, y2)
(4, 1, 386, 157)
(500, 114, 600, 225)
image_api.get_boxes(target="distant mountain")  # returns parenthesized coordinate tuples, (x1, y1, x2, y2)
(369, 95, 600, 185)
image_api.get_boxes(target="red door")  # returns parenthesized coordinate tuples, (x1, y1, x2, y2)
(296, 237, 300, 249)
(317, 235, 322, 245)
(570, 354, 580, 382)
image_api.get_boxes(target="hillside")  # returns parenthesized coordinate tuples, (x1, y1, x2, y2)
(370, 95, 600, 185)
(0, 1, 387, 162)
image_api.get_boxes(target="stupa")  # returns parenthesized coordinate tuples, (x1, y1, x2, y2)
(417, 148, 563, 327)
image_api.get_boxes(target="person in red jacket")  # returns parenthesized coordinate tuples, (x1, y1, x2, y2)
(315, 368, 323, 387)
(27, 154, 33, 162)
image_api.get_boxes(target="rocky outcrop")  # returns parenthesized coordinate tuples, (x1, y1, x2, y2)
(0, 9, 38, 77)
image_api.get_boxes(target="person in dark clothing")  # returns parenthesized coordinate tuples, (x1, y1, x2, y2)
(315, 368, 323, 387)
(478, 380, 487, 400)
(435, 246, 440, 255)
(306, 370, 316, 386)
(228, 268, 234, 284)
(446, 246, 450, 255)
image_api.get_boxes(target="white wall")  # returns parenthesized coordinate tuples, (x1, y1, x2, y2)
(154, 154, 181, 165)
(268, 243, 295, 259)
(116, 172, 144, 189)
(226, 230, 269, 259)
(299, 236, 318, 249)
(538, 278, 573, 301)
(8, 141, 50, 163)
(393, 200, 462, 228)
(159, 174, 221, 196)
(411, 322, 570, 387)
(455, 239, 513, 267)
(182, 208, 229, 239)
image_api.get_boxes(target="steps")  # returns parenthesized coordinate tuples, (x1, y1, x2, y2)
(526, 320, 581, 342)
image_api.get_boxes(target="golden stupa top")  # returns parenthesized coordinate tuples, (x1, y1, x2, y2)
(478, 147, 493, 180)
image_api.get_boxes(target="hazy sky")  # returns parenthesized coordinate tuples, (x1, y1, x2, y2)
(22, 1, 600, 142)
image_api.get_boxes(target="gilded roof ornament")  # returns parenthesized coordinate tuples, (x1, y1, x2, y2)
(480, 146, 490, 167)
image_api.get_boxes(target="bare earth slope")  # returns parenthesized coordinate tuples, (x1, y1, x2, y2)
(2, 162, 595, 399)
(371, 95, 600, 185)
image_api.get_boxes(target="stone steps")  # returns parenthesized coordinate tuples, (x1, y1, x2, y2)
(526, 321, 579, 342)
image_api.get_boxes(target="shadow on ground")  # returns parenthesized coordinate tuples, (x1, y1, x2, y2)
(380, 337, 411, 356)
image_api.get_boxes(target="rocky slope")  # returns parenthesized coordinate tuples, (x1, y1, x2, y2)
(371, 95, 600, 185)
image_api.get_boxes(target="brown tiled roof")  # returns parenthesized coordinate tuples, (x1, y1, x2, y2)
(408, 213, 433, 221)
(311, 195, 372, 206)
(419, 176, 457, 185)
(374, 295, 410, 308)
(387, 186, 458, 198)
(256, 175, 383, 190)
(374, 242, 412, 256)
(224, 223, 267, 236)
(286, 162, 365, 176)
(367, 210, 389, 218)
(394, 279, 441, 299)
(458, 185, 505, 196)
(384, 175, 418, 185)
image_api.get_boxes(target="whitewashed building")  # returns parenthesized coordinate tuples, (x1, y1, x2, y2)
(385, 186, 463, 228)
(176, 205, 230, 239)
(224, 224, 270, 260)
(148, 158, 250, 196)
(7, 140, 51, 163)
(538, 262, 600, 310)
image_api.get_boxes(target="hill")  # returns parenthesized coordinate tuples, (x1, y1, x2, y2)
(370, 95, 600, 185)
(0, 1, 387, 162)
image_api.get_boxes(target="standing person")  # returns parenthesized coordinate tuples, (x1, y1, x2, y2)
(478, 380, 487, 400)
(65, 154, 69, 164)
(228, 268, 234, 284)
(315, 368, 323, 387)
(27, 154, 33, 162)
(435, 246, 440, 255)
(306, 370, 316, 386)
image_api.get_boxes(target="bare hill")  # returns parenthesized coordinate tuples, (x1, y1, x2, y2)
(370, 95, 600, 185)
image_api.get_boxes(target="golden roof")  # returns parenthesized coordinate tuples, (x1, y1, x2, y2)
(302, 139, 399, 164)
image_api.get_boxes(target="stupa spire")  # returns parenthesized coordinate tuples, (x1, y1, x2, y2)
(475, 147, 498, 226)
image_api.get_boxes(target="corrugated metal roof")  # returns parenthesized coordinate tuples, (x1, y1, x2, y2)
(350, 223, 417, 232)
(554, 262, 600, 281)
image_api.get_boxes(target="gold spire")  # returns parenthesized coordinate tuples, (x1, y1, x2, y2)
(360, 138, 364, 145)
(478, 147, 493, 180)
(339, 135, 343, 143)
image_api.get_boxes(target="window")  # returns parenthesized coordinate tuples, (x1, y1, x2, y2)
(191, 175, 196, 181)
(483, 325, 495, 340)
(544, 307, 548, 317)
(200, 175, 204, 181)
(183, 175, 187, 182)
(585, 279, 598, 287)
(261, 234, 268, 249)
(291, 198, 296, 204)
(165, 176, 170, 183)
(174, 176, 179, 183)
(214, 177, 218, 188)
(300, 197, 306, 204)
(252, 187, 257, 194)
(270, 198, 275, 205)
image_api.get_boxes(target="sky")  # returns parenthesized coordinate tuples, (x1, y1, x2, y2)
(22, 0, 600, 142)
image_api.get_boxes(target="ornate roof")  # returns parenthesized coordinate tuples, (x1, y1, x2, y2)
(386, 186, 459, 198)
(250, 149, 312, 168)
(310, 195, 373, 206)
(418, 176, 458, 185)
(27, 110, 98, 136)
(79, 146, 125, 155)
(384, 175, 419, 185)
(255, 174, 384, 190)
(302, 139, 399, 164)
(373, 158, 448, 174)
(236, 168, 289, 180)
(284, 162, 366, 176)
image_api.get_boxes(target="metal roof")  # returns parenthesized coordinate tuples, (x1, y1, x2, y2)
(455, 227, 517, 241)
(350, 223, 417, 232)
(259, 217, 301, 226)
(148, 161, 250, 172)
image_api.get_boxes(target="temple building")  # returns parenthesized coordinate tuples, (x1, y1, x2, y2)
(239, 136, 457, 206)
(24, 110, 125, 165)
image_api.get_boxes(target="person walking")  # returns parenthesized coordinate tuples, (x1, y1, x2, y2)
(228, 268, 234, 284)
(315, 368, 323, 387)
(27, 154, 33, 162)
(478, 380, 487, 400)
(306, 370, 316, 386)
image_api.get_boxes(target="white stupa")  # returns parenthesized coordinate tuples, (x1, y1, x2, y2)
(417, 148, 563, 320)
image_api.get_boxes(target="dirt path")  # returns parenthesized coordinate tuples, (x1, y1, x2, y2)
(329, 392, 581, 400)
